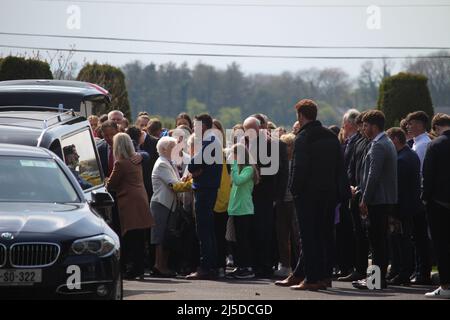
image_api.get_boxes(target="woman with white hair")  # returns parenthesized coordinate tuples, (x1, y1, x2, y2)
(151, 136, 192, 277)
(106, 132, 154, 279)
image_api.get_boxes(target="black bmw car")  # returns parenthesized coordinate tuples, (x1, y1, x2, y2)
(0, 143, 122, 300)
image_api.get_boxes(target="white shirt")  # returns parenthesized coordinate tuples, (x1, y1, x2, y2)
(372, 131, 385, 143)
(412, 132, 431, 173)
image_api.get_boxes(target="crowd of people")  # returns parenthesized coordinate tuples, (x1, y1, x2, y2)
(87, 100, 450, 298)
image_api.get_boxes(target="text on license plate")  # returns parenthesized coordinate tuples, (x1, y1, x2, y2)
(0, 269, 42, 285)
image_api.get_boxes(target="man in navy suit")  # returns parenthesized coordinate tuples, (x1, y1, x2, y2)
(186, 113, 222, 280)
(387, 127, 421, 286)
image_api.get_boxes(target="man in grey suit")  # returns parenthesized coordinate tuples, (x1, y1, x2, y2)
(354, 110, 398, 290)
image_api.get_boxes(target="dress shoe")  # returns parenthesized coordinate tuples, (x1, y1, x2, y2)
(320, 278, 332, 289)
(186, 270, 217, 280)
(255, 269, 274, 279)
(274, 274, 304, 287)
(273, 265, 292, 278)
(352, 279, 368, 290)
(386, 272, 399, 281)
(353, 279, 387, 290)
(411, 275, 432, 286)
(387, 274, 410, 286)
(337, 271, 366, 282)
(151, 267, 176, 278)
(290, 280, 323, 291)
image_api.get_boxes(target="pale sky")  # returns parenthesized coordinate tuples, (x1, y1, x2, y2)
(1, 0, 450, 76)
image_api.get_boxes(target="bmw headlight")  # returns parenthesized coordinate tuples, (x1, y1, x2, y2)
(71, 234, 117, 257)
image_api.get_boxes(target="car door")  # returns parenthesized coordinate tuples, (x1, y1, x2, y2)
(58, 127, 113, 225)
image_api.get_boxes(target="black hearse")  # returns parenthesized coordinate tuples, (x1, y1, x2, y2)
(0, 80, 122, 299)
(0, 79, 111, 117)
(0, 143, 121, 299)
(0, 79, 113, 222)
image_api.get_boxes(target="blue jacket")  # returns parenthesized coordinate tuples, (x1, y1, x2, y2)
(188, 134, 222, 190)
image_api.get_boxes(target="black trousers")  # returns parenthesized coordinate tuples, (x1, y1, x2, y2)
(121, 229, 146, 275)
(412, 209, 432, 277)
(178, 210, 200, 273)
(336, 202, 355, 274)
(252, 194, 275, 274)
(234, 215, 254, 268)
(110, 192, 121, 240)
(350, 194, 370, 274)
(367, 205, 391, 280)
(214, 212, 228, 269)
(388, 217, 414, 279)
(427, 201, 450, 285)
(293, 195, 335, 283)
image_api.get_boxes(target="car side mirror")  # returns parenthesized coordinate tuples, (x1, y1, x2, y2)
(90, 190, 114, 209)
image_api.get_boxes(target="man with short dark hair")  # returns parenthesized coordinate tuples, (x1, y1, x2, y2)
(98, 120, 119, 178)
(406, 111, 433, 285)
(186, 113, 222, 280)
(386, 127, 420, 286)
(286, 99, 346, 290)
(423, 113, 450, 298)
(353, 110, 397, 290)
(406, 111, 431, 171)
(148, 118, 163, 138)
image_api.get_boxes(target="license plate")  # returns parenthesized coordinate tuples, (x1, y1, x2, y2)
(0, 269, 42, 285)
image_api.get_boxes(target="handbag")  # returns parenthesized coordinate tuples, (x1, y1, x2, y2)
(163, 198, 192, 251)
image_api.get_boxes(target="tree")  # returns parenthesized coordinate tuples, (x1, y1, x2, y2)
(0, 56, 53, 81)
(77, 63, 131, 119)
(377, 72, 434, 128)
(218, 107, 242, 129)
(317, 101, 340, 126)
(186, 98, 208, 117)
(405, 50, 450, 107)
(354, 61, 379, 108)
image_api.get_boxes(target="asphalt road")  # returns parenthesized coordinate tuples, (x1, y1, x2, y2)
(124, 275, 435, 300)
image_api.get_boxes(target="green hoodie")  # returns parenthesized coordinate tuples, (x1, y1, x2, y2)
(227, 161, 254, 216)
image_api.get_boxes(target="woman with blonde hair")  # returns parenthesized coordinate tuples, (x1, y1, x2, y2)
(106, 132, 154, 279)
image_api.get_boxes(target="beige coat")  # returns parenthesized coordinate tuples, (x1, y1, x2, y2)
(107, 159, 154, 236)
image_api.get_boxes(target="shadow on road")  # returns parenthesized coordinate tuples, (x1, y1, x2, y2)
(124, 289, 176, 298)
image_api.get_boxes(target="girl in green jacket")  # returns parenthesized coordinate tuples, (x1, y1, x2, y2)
(226, 143, 260, 280)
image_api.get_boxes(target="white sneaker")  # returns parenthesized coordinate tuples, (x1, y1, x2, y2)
(425, 287, 450, 299)
(274, 266, 292, 278)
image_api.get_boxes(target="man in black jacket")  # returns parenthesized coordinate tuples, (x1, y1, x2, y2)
(386, 127, 420, 286)
(336, 109, 361, 279)
(288, 99, 345, 291)
(243, 114, 288, 278)
(140, 130, 159, 200)
(338, 112, 371, 282)
(423, 113, 450, 299)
